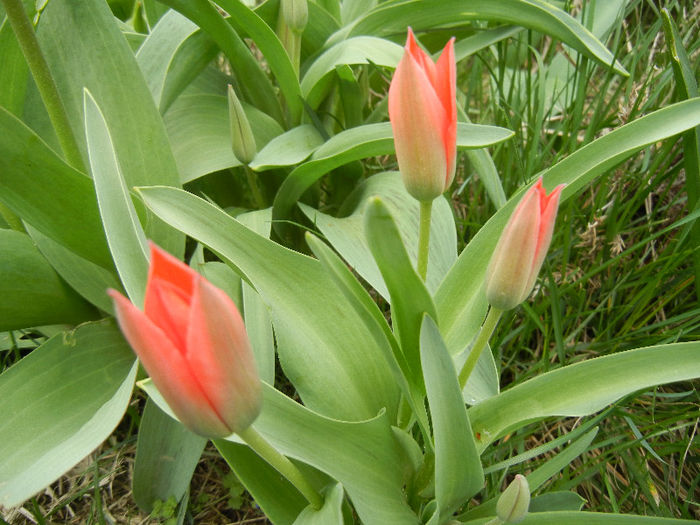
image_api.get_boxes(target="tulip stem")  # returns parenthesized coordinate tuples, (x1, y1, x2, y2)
(238, 426, 323, 510)
(417, 200, 433, 281)
(0, 0, 85, 173)
(244, 166, 266, 209)
(458, 306, 503, 390)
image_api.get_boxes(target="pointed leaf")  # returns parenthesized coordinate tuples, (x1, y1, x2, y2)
(0, 321, 137, 507)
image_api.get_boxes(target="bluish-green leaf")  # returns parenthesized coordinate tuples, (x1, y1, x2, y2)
(250, 124, 324, 171)
(0, 320, 137, 507)
(421, 315, 483, 523)
(0, 230, 97, 331)
(293, 483, 345, 525)
(84, 90, 149, 307)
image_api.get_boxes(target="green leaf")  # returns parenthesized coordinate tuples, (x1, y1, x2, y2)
(84, 90, 149, 307)
(132, 399, 206, 512)
(250, 125, 324, 171)
(38, 0, 183, 256)
(138, 186, 400, 422)
(158, 0, 284, 124)
(0, 320, 137, 507)
(421, 316, 484, 523)
(365, 197, 437, 389)
(272, 121, 512, 240)
(135, 9, 218, 113)
(143, 380, 419, 524)
(335, 0, 626, 76)
(300, 172, 456, 297)
(460, 492, 585, 521)
(465, 512, 698, 524)
(0, 107, 113, 270)
(0, 230, 97, 331)
(293, 483, 345, 525)
(469, 342, 700, 450)
(661, 9, 700, 301)
(215, 439, 309, 523)
(27, 225, 123, 313)
(0, 15, 29, 116)
(436, 98, 700, 361)
(216, 0, 303, 125)
(164, 93, 284, 183)
(301, 36, 403, 109)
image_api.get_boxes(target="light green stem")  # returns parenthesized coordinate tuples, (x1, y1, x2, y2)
(244, 166, 266, 209)
(1, 0, 85, 172)
(238, 426, 323, 510)
(458, 306, 503, 390)
(417, 200, 433, 281)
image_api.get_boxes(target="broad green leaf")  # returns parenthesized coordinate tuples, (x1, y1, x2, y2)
(465, 512, 697, 524)
(144, 380, 419, 524)
(0, 16, 29, 116)
(0, 107, 113, 270)
(215, 439, 309, 523)
(250, 125, 324, 171)
(37, 0, 183, 256)
(421, 316, 483, 523)
(661, 9, 700, 301)
(469, 342, 700, 451)
(300, 172, 456, 297)
(305, 232, 432, 444)
(0, 320, 137, 507)
(158, 0, 284, 124)
(0, 230, 97, 331)
(27, 225, 123, 313)
(436, 98, 700, 359)
(301, 36, 403, 109)
(334, 0, 626, 76)
(272, 121, 513, 240)
(216, 0, 303, 125)
(138, 186, 400, 422)
(164, 93, 284, 183)
(365, 197, 437, 389)
(84, 90, 149, 307)
(293, 483, 345, 525)
(136, 9, 218, 113)
(132, 399, 206, 512)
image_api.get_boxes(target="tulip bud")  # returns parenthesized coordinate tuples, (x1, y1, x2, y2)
(496, 475, 530, 523)
(485, 178, 564, 311)
(228, 84, 257, 165)
(280, 0, 308, 34)
(388, 28, 456, 202)
(108, 243, 262, 438)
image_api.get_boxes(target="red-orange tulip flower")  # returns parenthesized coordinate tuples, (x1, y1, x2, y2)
(388, 28, 456, 202)
(108, 243, 262, 438)
(485, 179, 564, 311)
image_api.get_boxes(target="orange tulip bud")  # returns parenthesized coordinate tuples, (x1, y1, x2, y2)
(388, 28, 456, 202)
(485, 179, 564, 311)
(108, 243, 261, 438)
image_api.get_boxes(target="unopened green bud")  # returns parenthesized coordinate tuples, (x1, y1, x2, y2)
(227, 85, 256, 165)
(280, 0, 308, 33)
(496, 475, 530, 523)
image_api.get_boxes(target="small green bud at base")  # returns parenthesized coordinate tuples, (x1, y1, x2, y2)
(227, 84, 257, 165)
(496, 474, 530, 523)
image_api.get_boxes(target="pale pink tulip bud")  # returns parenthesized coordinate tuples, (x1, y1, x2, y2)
(496, 474, 530, 523)
(388, 28, 457, 202)
(108, 243, 262, 438)
(485, 179, 564, 310)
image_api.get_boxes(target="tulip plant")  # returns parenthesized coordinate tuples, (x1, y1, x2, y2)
(0, 0, 699, 524)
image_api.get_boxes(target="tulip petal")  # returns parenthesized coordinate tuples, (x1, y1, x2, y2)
(108, 289, 231, 437)
(186, 278, 262, 434)
(145, 277, 190, 352)
(144, 242, 196, 317)
(435, 37, 457, 187)
(526, 182, 564, 293)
